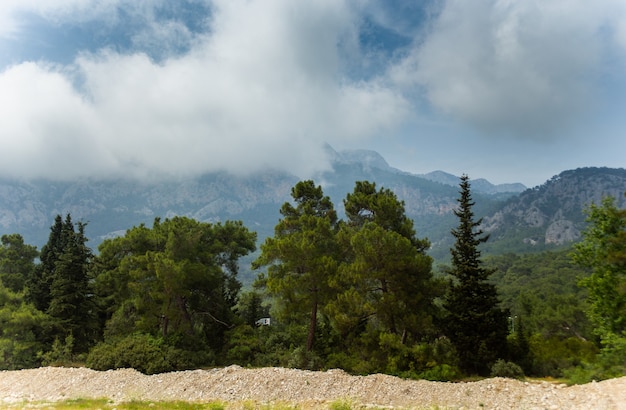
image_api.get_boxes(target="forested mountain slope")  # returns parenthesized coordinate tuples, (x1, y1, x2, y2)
(480, 167, 626, 255)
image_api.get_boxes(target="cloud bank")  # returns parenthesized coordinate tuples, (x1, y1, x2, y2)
(393, 0, 626, 136)
(0, 0, 410, 180)
(1, 0, 625, 182)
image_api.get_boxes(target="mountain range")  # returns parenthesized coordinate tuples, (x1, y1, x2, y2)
(1, 147, 625, 268)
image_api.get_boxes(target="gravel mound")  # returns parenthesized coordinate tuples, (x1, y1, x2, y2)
(1, 366, 626, 409)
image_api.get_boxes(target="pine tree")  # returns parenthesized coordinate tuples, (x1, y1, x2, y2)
(254, 180, 339, 352)
(0, 233, 38, 293)
(334, 181, 435, 343)
(442, 175, 509, 375)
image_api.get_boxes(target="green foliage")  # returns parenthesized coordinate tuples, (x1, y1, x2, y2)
(329, 181, 437, 348)
(5, 181, 626, 381)
(487, 251, 592, 340)
(286, 346, 324, 370)
(86, 333, 212, 374)
(23, 214, 97, 354)
(94, 217, 256, 352)
(224, 324, 262, 365)
(442, 175, 509, 375)
(527, 335, 597, 377)
(343, 181, 429, 251)
(419, 364, 463, 381)
(254, 180, 339, 352)
(235, 290, 270, 327)
(0, 233, 38, 293)
(490, 359, 525, 379)
(0, 282, 52, 370)
(48, 218, 96, 353)
(329, 399, 355, 410)
(571, 195, 626, 376)
(40, 334, 81, 366)
(330, 223, 436, 342)
(253, 179, 439, 374)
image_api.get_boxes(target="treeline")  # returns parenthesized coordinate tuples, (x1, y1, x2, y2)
(0, 178, 624, 382)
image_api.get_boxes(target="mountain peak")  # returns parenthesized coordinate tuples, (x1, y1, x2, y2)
(324, 145, 394, 172)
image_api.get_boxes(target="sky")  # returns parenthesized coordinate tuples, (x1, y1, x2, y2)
(1, 0, 625, 187)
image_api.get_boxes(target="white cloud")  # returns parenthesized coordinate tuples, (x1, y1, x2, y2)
(0, 0, 125, 38)
(392, 0, 626, 137)
(0, 0, 410, 180)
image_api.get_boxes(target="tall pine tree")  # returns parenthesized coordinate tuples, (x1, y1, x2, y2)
(333, 181, 435, 343)
(254, 180, 339, 352)
(442, 175, 509, 375)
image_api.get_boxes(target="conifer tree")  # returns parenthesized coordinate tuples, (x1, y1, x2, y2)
(26, 215, 65, 311)
(329, 181, 436, 349)
(442, 175, 509, 375)
(254, 180, 338, 352)
(47, 219, 96, 353)
(26, 214, 96, 353)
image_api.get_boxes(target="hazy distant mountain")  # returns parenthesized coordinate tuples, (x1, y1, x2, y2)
(1, 148, 625, 274)
(0, 147, 515, 248)
(327, 148, 528, 196)
(419, 170, 527, 196)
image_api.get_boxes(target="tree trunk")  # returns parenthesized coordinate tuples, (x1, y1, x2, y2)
(175, 295, 194, 335)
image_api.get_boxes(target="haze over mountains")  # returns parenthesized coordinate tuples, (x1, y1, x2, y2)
(1, 147, 625, 266)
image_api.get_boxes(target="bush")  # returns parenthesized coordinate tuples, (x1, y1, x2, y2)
(86, 333, 213, 374)
(287, 346, 324, 370)
(419, 364, 463, 381)
(490, 359, 525, 380)
(40, 334, 85, 367)
(528, 335, 598, 377)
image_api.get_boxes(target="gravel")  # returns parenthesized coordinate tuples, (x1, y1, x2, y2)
(1, 366, 625, 409)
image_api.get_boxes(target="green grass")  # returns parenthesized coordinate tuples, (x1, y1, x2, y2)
(0, 399, 226, 410)
(0, 398, 455, 410)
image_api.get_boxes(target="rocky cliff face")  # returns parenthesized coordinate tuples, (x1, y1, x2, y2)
(482, 167, 626, 248)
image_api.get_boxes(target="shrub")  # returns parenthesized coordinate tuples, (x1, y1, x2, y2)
(287, 346, 324, 370)
(419, 364, 463, 381)
(490, 359, 525, 380)
(86, 333, 213, 374)
(40, 334, 85, 367)
(528, 335, 598, 377)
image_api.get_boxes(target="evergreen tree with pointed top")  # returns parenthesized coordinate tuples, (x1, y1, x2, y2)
(47, 218, 96, 353)
(442, 175, 509, 375)
(26, 214, 97, 353)
(26, 215, 65, 311)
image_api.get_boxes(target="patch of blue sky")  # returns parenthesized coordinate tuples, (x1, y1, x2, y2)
(1, 0, 213, 68)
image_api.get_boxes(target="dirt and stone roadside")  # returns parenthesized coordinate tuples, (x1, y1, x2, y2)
(1, 366, 626, 409)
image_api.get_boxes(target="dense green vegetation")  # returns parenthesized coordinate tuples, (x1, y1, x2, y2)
(0, 178, 624, 383)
